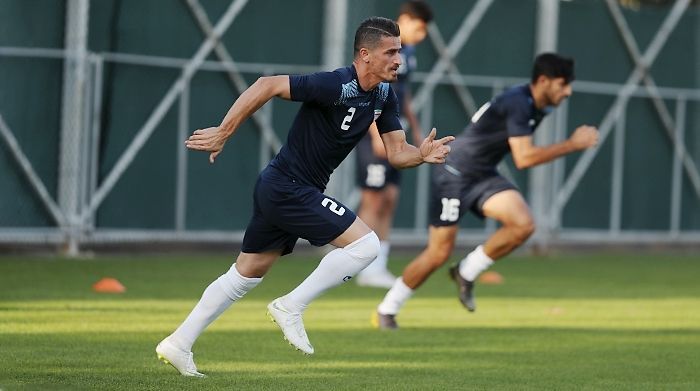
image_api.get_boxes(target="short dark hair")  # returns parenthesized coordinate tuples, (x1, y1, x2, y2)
(531, 53, 575, 84)
(399, 0, 434, 23)
(353, 17, 401, 56)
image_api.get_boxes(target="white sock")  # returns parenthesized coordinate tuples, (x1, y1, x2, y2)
(281, 232, 380, 313)
(458, 245, 494, 282)
(361, 240, 391, 274)
(377, 277, 413, 315)
(170, 263, 262, 351)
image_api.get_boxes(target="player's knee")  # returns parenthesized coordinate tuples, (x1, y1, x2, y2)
(367, 201, 384, 216)
(382, 188, 399, 209)
(343, 231, 380, 267)
(434, 247, 453, 265)
(425, 243, 453, 267)
(511, 220, 535, 244)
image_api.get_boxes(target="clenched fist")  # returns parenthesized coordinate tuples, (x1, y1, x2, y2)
(569, 125, 599, 150)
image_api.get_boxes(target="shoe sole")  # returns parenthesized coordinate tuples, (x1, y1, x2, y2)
(370, 311, 379, 329)
(371, 311, 399, 330)
(156, 346, 206, 378)
(157, 352, 170, 365)
(266, 310, 313, 356)
(155, 345, 173, 367)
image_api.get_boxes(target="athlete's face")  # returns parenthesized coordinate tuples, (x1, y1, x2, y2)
(367, 36, 403, 82)
(543, 77, 573, 106)
(397, 15, 428, 45)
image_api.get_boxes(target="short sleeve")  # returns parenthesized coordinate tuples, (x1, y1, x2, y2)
(505, 95, 534, 137)
(289, 72, 341, 105)
(375, 87, 402, 134)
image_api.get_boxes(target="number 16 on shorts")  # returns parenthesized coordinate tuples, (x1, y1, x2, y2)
(440, 198, 460, 222)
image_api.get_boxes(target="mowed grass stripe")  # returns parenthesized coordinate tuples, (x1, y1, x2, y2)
(1, 297, 699, 333)
(1, 253, 699, 390)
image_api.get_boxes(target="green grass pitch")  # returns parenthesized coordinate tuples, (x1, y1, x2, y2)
(1, 251, 699, 390)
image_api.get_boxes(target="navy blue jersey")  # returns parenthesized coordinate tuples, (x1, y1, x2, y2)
(268, 65, 401, 190)
(446, 84, 550, 174)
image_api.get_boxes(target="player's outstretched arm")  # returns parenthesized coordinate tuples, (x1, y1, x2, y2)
(509, 125, 598, 169)
(368, 122, 387, 158)
(380, 127, 454, 168)
(185, 75, 291, 163)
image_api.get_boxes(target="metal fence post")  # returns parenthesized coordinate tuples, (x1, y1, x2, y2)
(58, 0, 90, 256)
(529, 0, 559, 252)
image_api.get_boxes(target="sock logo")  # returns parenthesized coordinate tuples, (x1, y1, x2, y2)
(342, 275, 353, 282)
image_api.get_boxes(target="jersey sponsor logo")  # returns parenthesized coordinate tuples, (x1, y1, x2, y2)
(343, 275, 353, 282)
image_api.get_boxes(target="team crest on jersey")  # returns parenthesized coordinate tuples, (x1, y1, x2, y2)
(374, 109, 382, 120)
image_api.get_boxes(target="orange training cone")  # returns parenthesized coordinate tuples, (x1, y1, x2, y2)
(92, 277, 126, 293)
(479, 271, 504, 285)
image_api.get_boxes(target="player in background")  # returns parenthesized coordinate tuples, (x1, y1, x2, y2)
(356, 0, 434, 289)
(373, 53, 599, 329)
(156, 17, 453, 376)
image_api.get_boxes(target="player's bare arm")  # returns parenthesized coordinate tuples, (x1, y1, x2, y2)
(368, 122, 388, 158)
(185, 75, 291, 163)
(508, 125, 598, 169)
(381, 127, 454, 167)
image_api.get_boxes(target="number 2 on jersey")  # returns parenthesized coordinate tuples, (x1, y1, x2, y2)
(341, 107, 356, 131)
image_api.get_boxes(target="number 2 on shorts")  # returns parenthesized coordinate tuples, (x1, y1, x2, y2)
(322, 197, 346, 216)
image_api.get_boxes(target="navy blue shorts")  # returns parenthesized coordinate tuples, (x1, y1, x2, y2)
(241, 166, 357, 256)
(429, 164, 517, 226)
(355, 136, 401, 190)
